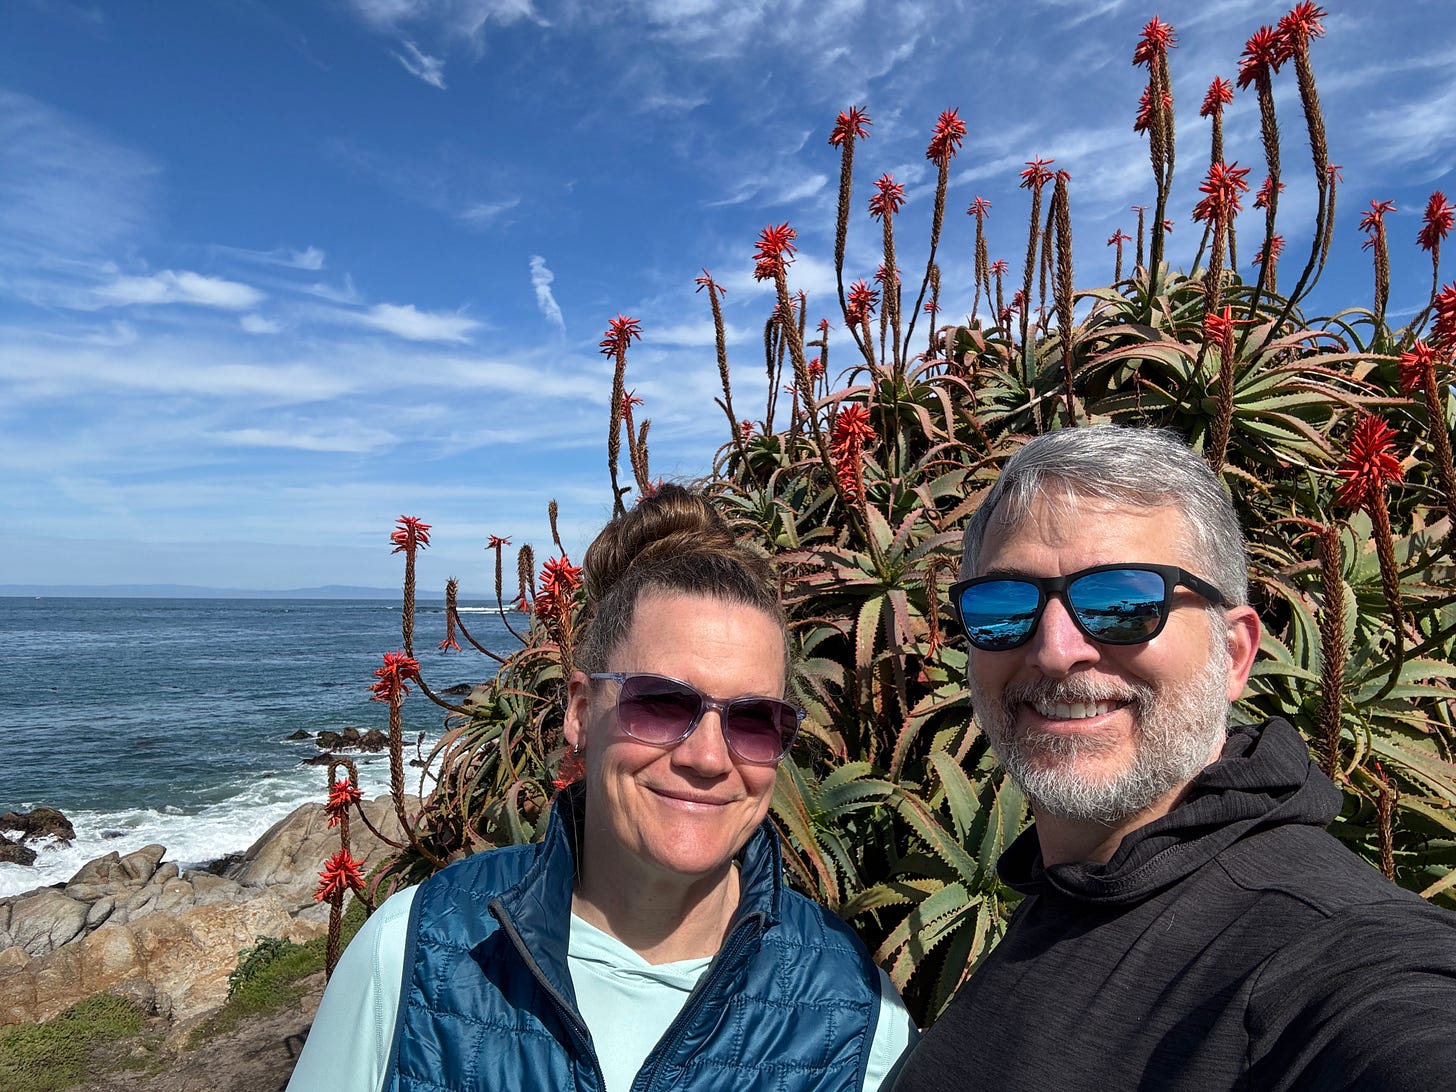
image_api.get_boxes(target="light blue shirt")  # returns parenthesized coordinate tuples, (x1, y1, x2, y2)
(287, 885, 918, 1091)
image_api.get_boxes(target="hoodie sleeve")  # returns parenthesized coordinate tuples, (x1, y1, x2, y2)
(1246, 898, 1456, 1089)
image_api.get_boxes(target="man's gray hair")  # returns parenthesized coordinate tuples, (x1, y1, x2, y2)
(961, 426, 1250, 606)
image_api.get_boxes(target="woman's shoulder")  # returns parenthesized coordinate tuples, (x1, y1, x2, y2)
(771, 886, 877, 963)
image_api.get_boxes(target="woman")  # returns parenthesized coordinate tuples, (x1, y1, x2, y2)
(287, 484, 917, 1091)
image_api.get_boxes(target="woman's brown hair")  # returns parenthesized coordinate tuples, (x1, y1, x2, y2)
(572, 484, 787, 675)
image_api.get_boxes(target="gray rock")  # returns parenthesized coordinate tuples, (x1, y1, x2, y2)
(118, 845, 167, 884)
(85, 896, 116, 930)
(4, 890, 89, 957)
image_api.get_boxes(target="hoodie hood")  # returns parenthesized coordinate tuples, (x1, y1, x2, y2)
(998, 717, 1342, 906)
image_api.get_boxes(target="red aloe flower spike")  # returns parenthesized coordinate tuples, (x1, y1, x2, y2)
(1398, 340, 1437, 396)
(1107, 229, 1132, 247)
(845, 279, 878, 327)
(1275, 1, 1327, 62)
(752, 222, 798, 282)
(828, 106, 871, 147)
(739, 420, 754, 437)
(967, 196, 992, 218)
(1432, 282, 1456, 350)
(1253, 234, 1284, 266)
(621, 390, 644, 415)
(923, 300, 939, 316)
(1204, 305, 1240, 362)
(1334, 413, 1407, 636)
(1237, 26, 1283, 88)
(694, 269, 726, 298)
(314, 849, 366, 903)
(390, 516, 431, 555)
(1335, 414, 1404, 510)
(1133, 85, 1173, 134)
(487, 534, 511, 550)
(1019, 157, 1054, 191)
(925, 108, 966, 167)
(1132, 15, 1176, 66)
(1326, 164, 1344, 184)
(831, 402, 876, 503)
(325, 778, 363, 828)
(1253, 176, 1285, 210)
(817, 318, 830, 335)
(1358, 199, 1397, 240)
(535, 555, 583, 626)
(988, 259, 1008, 276)
(868, 174, 906, 220)
(598, 314, 642, 358)
(369, 650, 421, 704)
(1418, 191, 1454, 253)
(808, 356, 825, 380)
(1200, 77, 1234, 118)
(1192, 161, 1252, 224)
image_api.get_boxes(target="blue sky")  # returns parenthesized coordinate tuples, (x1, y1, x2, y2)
(3, 0, 1453, 596)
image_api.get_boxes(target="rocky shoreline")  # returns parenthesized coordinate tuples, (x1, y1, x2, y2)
(0, 795, 408, 1029)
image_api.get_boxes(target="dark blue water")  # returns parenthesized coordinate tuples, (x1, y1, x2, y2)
(0, 597, 515, 895)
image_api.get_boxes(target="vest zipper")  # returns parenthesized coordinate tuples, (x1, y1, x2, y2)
(632, 911, 766, 1092)
(490, 897, 608, 1092)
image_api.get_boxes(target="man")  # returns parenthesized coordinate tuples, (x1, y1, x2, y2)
(893, 426, 1456, 1091)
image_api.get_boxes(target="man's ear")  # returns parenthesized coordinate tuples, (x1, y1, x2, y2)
(1223, 605, 1262, 703)
(562, 670, 594, 752)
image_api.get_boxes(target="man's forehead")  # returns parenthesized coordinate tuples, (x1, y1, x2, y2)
(980, 490, 1188, 559)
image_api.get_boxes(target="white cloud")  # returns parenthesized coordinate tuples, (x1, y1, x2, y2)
(529, 255, 565, 331)
(459, 198, 520, 225)
(0, 90, 157, 258)
(240, 314, 282, 334)
(354, 302, 481, 341)
(92, 269, 265, 310)
(392, 39, 447, 88)
(211, 244, 327, 270)
(215, 422, 397, 453)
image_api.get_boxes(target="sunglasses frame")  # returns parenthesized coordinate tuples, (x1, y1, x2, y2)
(588, 671, 804, 764)
(948, 563, 1228, 652)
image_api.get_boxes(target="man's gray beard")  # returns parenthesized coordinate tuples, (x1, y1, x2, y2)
(971, 650, 1231, 825)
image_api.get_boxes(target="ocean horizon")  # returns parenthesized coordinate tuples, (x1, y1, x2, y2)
(0, 596, 517, 898)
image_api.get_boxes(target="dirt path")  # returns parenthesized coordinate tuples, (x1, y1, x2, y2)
(79, 972, 325, 1092)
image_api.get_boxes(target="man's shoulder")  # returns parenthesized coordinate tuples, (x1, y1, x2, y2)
(1213, 820, 1428, 919)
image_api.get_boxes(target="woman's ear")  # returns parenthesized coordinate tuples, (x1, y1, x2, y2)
(562, 670, 593, 752)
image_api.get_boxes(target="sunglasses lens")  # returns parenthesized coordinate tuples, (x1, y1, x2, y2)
(958, 579, 1041, 650)
(617, 675, 701, 743)
(1067, 568, 1168, 643)
(723, 699, 799, 763)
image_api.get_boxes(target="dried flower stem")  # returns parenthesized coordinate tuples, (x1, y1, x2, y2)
(1314, 523, 1347, 778)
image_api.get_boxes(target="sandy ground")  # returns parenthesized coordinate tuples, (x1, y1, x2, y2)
(77, 971, 325, 1092)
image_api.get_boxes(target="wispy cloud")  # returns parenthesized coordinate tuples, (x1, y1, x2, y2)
(215, 421, 397, 453)
(460, 198, 521, 226)
(0, 90, 157, 258)
(212, 244, 327, 271)
(92, 270, 265, 310)
(240, 314, 281, 334)
(529, 255, 565, 332)
(392, 39, 447, 88)
(353, 302, 481, 341)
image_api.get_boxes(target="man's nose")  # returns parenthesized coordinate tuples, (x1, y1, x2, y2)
(1025, 594, 1101, 676)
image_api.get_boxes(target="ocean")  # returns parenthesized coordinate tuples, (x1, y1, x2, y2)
(0, 596, 516, 899)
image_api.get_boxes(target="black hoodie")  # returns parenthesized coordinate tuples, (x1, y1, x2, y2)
(894, 718, 1456, 1091)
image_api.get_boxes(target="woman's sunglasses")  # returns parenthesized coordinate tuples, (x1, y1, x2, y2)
(589, 672, 804, 764)
(948, 563, 1228, 652)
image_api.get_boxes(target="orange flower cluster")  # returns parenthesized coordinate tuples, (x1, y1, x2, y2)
(1335, 415, 1404, 510)
(752, 223, 798, 282)
(832, 403, 876, 503)
(369, 650, 421, 704)
(535, 555, 583, 625)
(828, 106, 870, 147)
(314, 849, 365, 904)
(924, 108, 966, 167)
(598, 314, 642, 359)
(389, 515, 431, 556)
(325, 777, 363, 828)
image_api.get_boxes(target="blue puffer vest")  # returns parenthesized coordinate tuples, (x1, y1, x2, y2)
(384, 785, 881, 1091)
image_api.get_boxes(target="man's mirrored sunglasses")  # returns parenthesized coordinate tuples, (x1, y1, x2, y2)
(948, 563, 1229, 652)
(589, 672, 804, 764)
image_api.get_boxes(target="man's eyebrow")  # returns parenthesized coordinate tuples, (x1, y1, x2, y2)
(975, 566, 1034, 580)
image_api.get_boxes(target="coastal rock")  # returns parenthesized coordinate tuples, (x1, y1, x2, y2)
(0, 835, 36, 867)
(0, 795, 408, 1027)
(222, 795, 412, 913)
(359, 728, 389, 751)
(0, 806, 76, 846)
